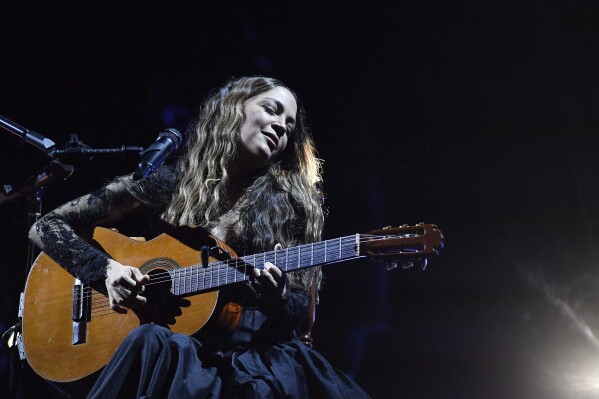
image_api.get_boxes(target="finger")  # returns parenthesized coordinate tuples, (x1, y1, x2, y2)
(259, 268, 278, 287)
(112, 305, 128, 314)
(114, 289, 146, 309)
(274, 243, 283, 251)
(129, 280, 146, 294)
(109, 294, 128, 313)
(134, 294, 147, 306)
(253, 268, 261, 278)
(265, 263, 286, 296)
(264, 263, 283, 281)
(119, 271, 138, 288)
(131, 268, 150, 285)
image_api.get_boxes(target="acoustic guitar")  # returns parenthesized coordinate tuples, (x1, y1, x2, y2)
(21, 223, 443, 383)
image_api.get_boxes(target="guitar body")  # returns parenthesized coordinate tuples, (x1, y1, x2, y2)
(22, 226, 224, 383)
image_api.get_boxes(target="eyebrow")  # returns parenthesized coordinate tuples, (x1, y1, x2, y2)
(266, 97, 296, 126)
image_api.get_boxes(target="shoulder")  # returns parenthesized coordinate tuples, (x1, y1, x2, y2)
(127, 163, 178, 207)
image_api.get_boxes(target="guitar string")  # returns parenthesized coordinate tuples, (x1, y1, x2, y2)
(86, 239, 366, 317)
(43, 234, 428, 317)
(86, 237, 364, 315)
(72, 233, 424, 317)
(85, 234, 370, 300)
(87, 233, 427, 318)
(85, 233, 396, 301)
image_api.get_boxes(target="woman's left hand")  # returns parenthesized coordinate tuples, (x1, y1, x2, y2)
(252, 243, 287, 304)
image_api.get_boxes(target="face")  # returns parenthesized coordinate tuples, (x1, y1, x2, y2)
(237, 86, 297, 171)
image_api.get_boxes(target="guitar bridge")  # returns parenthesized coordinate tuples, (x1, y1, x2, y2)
(72, 278, 90, 345)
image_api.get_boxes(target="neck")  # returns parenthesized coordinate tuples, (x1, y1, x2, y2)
(226, 161, 264, 204)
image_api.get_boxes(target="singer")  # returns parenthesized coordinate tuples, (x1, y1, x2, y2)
(28, 76, 370, 398)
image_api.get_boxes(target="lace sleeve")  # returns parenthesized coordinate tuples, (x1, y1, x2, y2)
(28, 176, 142, 286)
(28, 166, 176, 286)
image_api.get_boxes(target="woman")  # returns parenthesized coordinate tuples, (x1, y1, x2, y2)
(29, 76, 370, 398)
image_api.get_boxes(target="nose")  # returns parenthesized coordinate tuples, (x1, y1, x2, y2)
(271, 122, 286, 137)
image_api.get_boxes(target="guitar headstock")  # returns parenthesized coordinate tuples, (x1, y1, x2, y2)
(359, 224, 444, 266)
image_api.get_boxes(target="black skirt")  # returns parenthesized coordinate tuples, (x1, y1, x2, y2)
(87, 311, 370, 399)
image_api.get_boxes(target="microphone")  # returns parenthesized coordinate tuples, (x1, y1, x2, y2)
(133, 128, 184, 180)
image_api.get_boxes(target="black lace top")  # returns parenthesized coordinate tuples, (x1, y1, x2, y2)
(28, 165, 309, 335)
(29, 166, 176, 287)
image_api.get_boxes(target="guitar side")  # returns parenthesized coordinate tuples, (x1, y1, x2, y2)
(22, 227, 219, 383)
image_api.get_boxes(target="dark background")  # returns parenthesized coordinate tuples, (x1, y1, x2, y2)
(2, 1, 599, 398)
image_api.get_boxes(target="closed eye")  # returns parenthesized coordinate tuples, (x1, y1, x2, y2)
(263, 105, 276, 115)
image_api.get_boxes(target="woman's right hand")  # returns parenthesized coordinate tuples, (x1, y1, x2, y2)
(105, 259, 150, 313)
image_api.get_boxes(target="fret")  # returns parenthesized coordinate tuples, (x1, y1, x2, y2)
(220, 263, 225, 287)
(192, 267, 196, 294)
(327, 239, 337, 263)
(339, 237, 341, 260)
(194, 266, 204, 291)
(196, 265, 201, 292)
(291, 247, 300, 270)
(265, 250, 273, 267)
(169, 270, 174, 295)
(290, 246, 298, 271)
(234, 259, 238, 283)
(185, 266, 189, 295)
(178, 269, 183, 295)
(180, 267, 185, 295)
(186, 267, 191, 294)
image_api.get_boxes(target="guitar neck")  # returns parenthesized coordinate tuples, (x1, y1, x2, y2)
(169, 235, 361, 296)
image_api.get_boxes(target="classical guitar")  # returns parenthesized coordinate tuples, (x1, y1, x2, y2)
(21, 223, 443, 383)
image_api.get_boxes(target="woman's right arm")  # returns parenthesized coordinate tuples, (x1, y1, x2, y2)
(28, 176, 150, 312)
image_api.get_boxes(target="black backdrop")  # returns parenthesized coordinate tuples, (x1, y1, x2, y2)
(2, 2, 599, 398)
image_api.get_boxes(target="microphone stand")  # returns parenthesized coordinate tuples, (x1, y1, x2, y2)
(0, 114, 143, 398)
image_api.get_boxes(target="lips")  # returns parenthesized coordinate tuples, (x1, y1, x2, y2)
(262, 131, 279, 152)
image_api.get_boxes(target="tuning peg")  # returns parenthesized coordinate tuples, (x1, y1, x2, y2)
(385, 259, 428, 271)
(400, 224, 408, 227)
(386, 260, 415, 271)
(382, 226, 392, 229)
(416, 222, 424, 226)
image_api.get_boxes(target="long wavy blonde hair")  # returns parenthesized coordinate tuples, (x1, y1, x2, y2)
(164, 76, 324, 293)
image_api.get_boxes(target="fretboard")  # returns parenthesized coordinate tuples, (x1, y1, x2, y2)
(169, 234, 361, 296)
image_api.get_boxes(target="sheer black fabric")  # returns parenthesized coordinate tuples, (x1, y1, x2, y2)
(29, 166, 177, 286)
